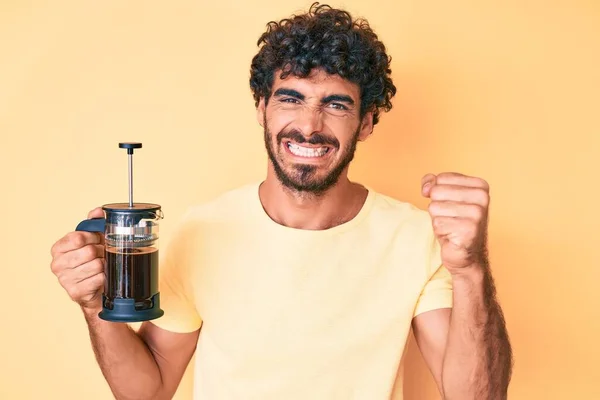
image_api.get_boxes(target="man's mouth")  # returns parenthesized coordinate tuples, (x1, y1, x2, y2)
(285, 141, 332, 158)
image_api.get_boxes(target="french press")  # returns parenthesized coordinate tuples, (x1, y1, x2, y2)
(75, 143, 165, 322)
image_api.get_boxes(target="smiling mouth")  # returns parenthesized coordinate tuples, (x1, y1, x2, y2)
(284, 141, 332, 158)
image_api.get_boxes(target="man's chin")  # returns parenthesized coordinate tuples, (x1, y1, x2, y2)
(268, 149, 346, 193)
(278, 171, 339, 193)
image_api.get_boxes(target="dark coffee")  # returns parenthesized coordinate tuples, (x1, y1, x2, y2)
(105, 247, 158, 311)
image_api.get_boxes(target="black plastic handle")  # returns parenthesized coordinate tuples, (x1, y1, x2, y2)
(75, 217, 106, 233)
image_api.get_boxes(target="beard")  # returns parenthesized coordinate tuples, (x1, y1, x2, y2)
(263, 117, 360, 195)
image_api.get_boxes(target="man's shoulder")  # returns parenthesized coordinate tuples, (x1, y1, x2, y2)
(368, 187, 430, 224)
(181, 181, 260, 222)
(366, 188, 439, 270)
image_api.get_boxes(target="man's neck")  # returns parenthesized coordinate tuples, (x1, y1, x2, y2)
(258, 173, 368, 231)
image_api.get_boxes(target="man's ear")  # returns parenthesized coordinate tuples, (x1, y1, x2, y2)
(256, 98, 266, 127)
(358, 111, 374, 141)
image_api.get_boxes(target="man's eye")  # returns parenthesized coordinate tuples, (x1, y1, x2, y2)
(281, 98, 300, 104)
(329, 103, 348, 110)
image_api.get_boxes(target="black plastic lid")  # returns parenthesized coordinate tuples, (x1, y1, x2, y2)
(102, 203, 161, 213)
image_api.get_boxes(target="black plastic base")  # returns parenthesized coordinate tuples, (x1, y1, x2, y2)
(98, 293, 164, 323)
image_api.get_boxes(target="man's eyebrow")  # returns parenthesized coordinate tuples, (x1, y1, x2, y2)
(272, 89, 355, 106)
(273, 88, 304, 100)
(322, 94, 355, 105)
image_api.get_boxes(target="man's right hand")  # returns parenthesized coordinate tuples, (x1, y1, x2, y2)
(50, 207, 106, 312)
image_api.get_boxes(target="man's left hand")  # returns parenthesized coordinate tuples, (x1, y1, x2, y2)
(421, 172, 490, 273)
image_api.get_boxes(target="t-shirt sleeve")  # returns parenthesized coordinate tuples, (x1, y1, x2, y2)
(150, 218, 203, 333)
(413, 263, 453, 317)
(413, 225, 454, 317)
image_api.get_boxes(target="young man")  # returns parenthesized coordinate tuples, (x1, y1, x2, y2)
(50, 4, 512, 399)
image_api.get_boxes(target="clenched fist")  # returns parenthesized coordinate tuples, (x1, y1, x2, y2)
(421, 172, 490, 273)
(50, 207, 106, 311)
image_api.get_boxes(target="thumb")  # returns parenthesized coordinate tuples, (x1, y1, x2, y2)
(421, 173, 437, 197)
(87, 207, 104, 219)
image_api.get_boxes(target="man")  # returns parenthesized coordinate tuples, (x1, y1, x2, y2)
(50, 3, 512, 399)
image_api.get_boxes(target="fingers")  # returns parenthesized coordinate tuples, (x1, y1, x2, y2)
(73, 258, 105, 285)
(49, 207, 106, 308)
(57, 257, 105, 287)
(421, 174, 437, 197)
(78, 271, 105, 289)
(431, 216, 480, 250)
(429, 185, 489, 207)
(421, 172, 489, 199)
(51, 231, 103, 257)
(428, 200, 485, 221)
(433, 172, 489, 190)
(53, 255, 105, 306)
(51, 244, 104, 274)
(63, 271, 105, 305)
(87, 207, 104, 219)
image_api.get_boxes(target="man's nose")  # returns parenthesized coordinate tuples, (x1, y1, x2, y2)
(296, 106, 324, 137)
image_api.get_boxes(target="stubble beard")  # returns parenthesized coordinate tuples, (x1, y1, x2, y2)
(263, 116, 360, 196)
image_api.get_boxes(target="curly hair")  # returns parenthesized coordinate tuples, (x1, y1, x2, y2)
(249, 2, 396, 126)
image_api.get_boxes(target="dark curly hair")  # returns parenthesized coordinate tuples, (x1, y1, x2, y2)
(249, 2, 396, 126)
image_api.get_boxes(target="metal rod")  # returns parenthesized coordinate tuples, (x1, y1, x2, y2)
(128, 153, 133, 207)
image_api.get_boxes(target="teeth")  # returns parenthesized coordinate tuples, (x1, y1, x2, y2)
(287, 143, 329, 157)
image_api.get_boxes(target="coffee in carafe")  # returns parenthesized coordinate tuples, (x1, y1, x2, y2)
(105, 246, 158, 311)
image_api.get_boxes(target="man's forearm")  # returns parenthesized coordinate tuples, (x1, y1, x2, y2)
(83, 307, 163, 400)
(442, 262, 513, 399)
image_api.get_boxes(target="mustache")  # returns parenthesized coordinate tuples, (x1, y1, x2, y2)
(277, 130, 340, 148)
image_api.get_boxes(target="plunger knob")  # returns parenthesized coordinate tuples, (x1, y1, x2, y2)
(118, 142, 143, 207)
(119, 142, 142, 155)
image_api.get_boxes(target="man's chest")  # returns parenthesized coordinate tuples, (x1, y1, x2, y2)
(186, 229, 428, 363)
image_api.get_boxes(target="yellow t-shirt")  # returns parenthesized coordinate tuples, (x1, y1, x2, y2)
(151, 182, 453, 400)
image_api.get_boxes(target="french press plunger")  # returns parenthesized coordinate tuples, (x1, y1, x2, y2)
(75, 143, 165, 322)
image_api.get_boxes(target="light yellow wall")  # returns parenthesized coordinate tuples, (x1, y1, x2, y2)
(1, 1, 598, 399)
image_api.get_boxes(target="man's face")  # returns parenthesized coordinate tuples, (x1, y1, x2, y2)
(257, 68, 373, 194)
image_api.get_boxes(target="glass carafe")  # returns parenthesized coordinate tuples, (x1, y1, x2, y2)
(76, 203, 165, 322)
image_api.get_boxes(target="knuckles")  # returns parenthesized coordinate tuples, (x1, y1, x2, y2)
(68, 231, 86, 249)
(94, 273, 106, 286)
(428, 185, 443, 200)
(427, 201, 440, 215)
(471, 205, 484, 221)
(50, 259, 61, 274)
(50, 225, 105, 304)
(57, 273, 69, 288)
(50, 242, 59, 257)
(474, 188, 490, 206)
(83, 244, 97, 261)
(429, 185, 490, 207)
(91, 258, 105, 273)
(428, 200, 487, 222)
(66, 285, 80, 300)
(478, 178, 490, 191)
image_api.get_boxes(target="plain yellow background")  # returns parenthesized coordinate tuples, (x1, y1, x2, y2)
(1, 1, 598, 399)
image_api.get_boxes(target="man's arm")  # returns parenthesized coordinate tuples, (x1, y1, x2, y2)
(443, 262, 512, 398)
(84, 307, 200, 400)
(50, 206, 200, 400)
(412, 262, 513, 399)
(414, 172, 513, 399)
